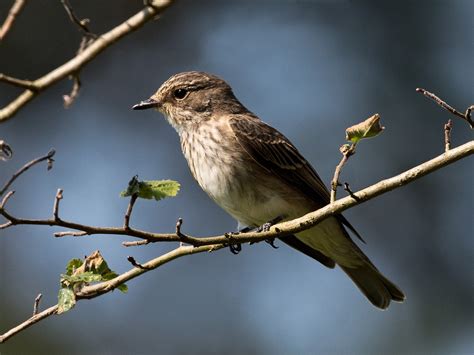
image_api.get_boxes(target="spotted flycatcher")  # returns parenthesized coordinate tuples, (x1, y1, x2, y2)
(133, 71, 405, 309)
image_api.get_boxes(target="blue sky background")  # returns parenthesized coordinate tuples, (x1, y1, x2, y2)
(0, 1, 473, 354)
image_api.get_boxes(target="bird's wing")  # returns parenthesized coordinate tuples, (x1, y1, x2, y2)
(228, 116, 364, 242)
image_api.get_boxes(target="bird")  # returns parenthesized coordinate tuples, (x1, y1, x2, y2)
(132, 71, 405, 309)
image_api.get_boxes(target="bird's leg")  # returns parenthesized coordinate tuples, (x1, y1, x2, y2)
(247, 215, 284, 249)
(229, 216, 283, 252)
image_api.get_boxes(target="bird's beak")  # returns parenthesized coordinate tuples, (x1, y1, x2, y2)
(132, 97, 160, 110)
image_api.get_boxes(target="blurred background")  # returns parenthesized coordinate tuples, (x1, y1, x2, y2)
(0, 1, 473, 354)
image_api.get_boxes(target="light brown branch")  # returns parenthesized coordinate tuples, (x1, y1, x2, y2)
(330, 143, 356, 203)
(175, 217, 194, 245)
(53, 189, 63, 221)
(0, 305, 58, 343)
(1, 141, 472, 247)
(0, 73, 37, 90)
(32, 293, 42, 316)
(0, 0, 175, 122)
(54, 231, 87, 237)
(0, 149, 55, 197)
(0, 0, 26, 41)
(0, 140, 472, 343)
(416, 88, 474, 129)
(62, 75, 81, 108)
(122, 239, 150, 247)
(0, 243, 220, 343)
(444, 119, 453, 152)
(123, 194, 138, 230)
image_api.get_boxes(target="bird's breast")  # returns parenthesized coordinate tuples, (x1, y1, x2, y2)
(180, 124, 243, 202)
(179, 123, 308, 227)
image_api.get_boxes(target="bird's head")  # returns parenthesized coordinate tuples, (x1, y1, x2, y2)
(133, 71, 247, 132)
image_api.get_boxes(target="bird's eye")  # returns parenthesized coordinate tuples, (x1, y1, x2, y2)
(173, 88, 188, 100)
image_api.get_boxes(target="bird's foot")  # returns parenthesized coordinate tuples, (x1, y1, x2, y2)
(256, 222, 273, 233)
(228, 243, 242, 254)
(247, 216, 283, 248)
(225, 232, 242, 255)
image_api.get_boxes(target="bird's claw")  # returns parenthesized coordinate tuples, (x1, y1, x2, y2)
(229, 243, 242, 254)
(225, 232, 242, 254)
(265, 238, 279, 249)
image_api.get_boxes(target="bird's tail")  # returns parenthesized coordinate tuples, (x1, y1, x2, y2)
(294, 218, 405, 309)
(340, 263, 405, 310)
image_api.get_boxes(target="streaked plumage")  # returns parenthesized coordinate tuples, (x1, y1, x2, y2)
(133, 71, 405, 309)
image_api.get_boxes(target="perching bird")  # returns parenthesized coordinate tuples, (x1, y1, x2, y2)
(133, 71, 405, 309)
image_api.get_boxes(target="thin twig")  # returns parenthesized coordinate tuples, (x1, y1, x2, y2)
(62, 75, 81, 108)
(0, 73, 37, 90)
(61, 0, 96, 38)
(0, 0, 175, 122)
(330, 143, 356, 203)
(175, 217, 195, 245)
(416, 88, 474, 128)
(444, 119, 453, 152)
(60, 1, 97, 108)
(127, 256, 149, 269)
(122, 239, 150, 247)
(32, 293, 42, 316)
(0, 0, 27, 41)
(54, 231, 87, 237)
(0, 149, 55, 197)
(0, 190, 14, 207)
(343, 182, 361, 201)
(123, 194, 138, 230)
(53, 189, 63, 221)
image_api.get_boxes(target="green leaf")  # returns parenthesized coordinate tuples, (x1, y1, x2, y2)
(59, 250, 128, 300)
(65, 258, 83, 276)
(101, 271, 118, 281)
(345, 113, 385, 143)
(121, 176, 180, 202)
(57, 288, 76, 314)
(137, 180, 180, 201)
(101, 271, 128, 293)
(117, 283, 128, 293)
(62, 271, 102, 284)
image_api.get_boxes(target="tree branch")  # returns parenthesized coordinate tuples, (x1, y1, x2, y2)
(0, 0, 175, 122)
(0, 243, 223, 343)
(0, 0, 27, 41)
(0, 86, 472, 342)
(0, 140, 471, 342)
(330, 143, 356, 203)
(32, 293, 42, 316)
(1, 141, 472, 247)
(444, 119, 453, 152)
(0, 305, 58, 343)
(416, 88, 474, 129)
(0, 73, 37, 90)
(0, 149, 55, 197)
